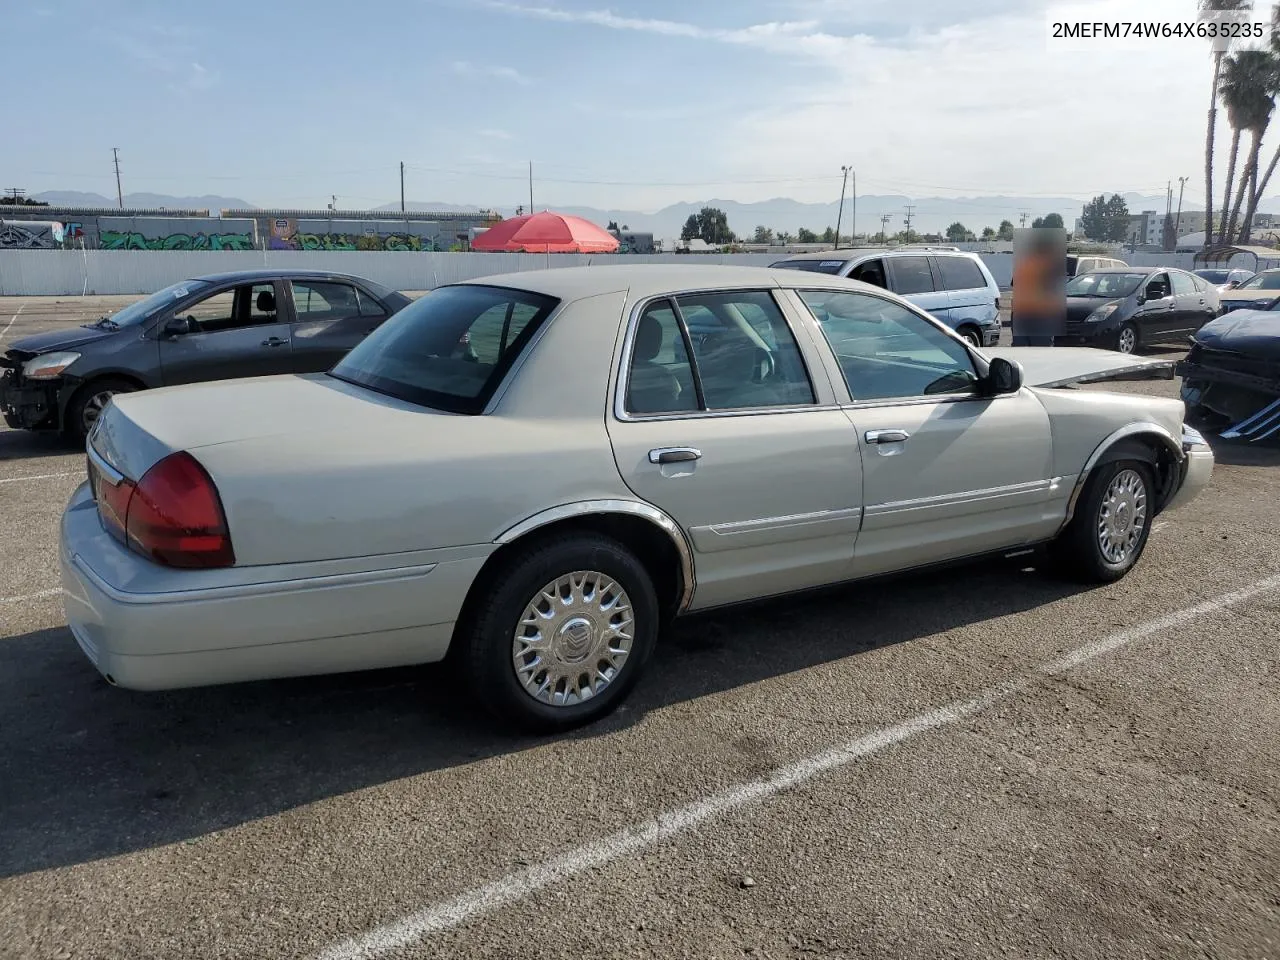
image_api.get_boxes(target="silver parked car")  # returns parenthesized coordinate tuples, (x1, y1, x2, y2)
(62, 265, 1212, 731)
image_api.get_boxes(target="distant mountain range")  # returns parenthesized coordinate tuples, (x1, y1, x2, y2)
(30, 189, 1280, 236)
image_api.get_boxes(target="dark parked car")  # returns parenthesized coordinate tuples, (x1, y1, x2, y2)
(1053, 266, 1221, 354)
(0, 269, 411, 438)
(1178, 300, 1280, 441)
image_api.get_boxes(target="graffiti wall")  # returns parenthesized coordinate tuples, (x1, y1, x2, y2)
(269, 218, 445, 252)
(97, 217, 256, 252)
(0, 220, 64, 249)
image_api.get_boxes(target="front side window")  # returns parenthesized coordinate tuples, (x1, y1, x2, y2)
(175, 283, 278, 333)
(889, 256, 934, 295)
(623, 291, 815, 415)
(1239, 271, 1280, 290)
(798, 290, 978, 401)
(848, 259, 887, 289)
(936, 256, 986, 291)
(330, 284, 559, 414)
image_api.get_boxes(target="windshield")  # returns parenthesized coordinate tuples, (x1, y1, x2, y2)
(1194, 269, 1229, 283)
(329, 284, 560, 414)
(1238, 271, 1280, 290)
(104, 279, 211, 328)
(1064, 272, 1145, 298)
(771, 259, 849, 275)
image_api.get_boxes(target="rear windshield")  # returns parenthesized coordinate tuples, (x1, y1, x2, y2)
(329, 284, 560, 414)
(1238, 271, 1280, 290)
(771, 259, 849, 275)
(1194, 269, 1229, 283)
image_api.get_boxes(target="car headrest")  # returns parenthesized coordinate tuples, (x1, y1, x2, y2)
(634, 313, 664, 361)
(256, 290, 276, 313)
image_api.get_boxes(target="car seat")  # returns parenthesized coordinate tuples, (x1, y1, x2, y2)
(627, 313, 691, 414)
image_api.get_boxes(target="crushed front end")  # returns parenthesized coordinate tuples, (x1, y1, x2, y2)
(0, 348, 61, 430)
(1178, 341, 1280, 442)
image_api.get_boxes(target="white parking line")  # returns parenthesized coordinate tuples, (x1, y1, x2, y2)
(0, 302, 26, 340)
(315, 572, 1280, 960)
(0, 472, 80, 485)
(0, 588, 63, 604)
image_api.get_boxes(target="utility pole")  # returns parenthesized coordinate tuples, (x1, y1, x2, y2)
(400, 161, 405, 213)
(903, 205, 915, 240)
(330, 194, 337, 210)
(528, 161, 534, 216)
(1176, 175, 1188, 239)
(112, 147, 123, 208)
(1019, 210, 1029, 228)
(835, 166, 850, 249)
(850, 168, 856, 244)
(880, 213, 891, 244)
(3, 188, 25, 202)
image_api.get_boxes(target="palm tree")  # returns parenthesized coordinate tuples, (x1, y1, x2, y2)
(1240, 4, 1280, 238)
(1219, 48, 1279, 241)
(1201, 0, 1255, 246)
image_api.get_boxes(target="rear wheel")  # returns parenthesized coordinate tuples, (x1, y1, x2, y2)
(460, 533, 659, 732)
(1050, 459, 1154, 583)
(65, 378, 138, 440)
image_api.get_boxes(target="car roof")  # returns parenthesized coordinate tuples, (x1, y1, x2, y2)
(455, 263, 884, 301)
(770, 248, 973, 262)
(1085, 266, 1162, 274)
(185, 268, 375, 284)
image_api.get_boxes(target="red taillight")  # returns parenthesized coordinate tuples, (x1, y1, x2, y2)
(94, 451, 234, 569)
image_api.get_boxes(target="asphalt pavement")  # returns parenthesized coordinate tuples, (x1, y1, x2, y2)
(1, 294, 1278, 960)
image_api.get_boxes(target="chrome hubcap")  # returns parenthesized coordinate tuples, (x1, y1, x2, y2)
(1096, 469, 1147, 564)
(512, 571, 634, 707)
(1118, 327, 1136, 353)
(961, 330, 979, 346)
(82, 390, 118, 431)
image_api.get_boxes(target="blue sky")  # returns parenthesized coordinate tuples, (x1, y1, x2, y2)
(9, 0, 1253, 212)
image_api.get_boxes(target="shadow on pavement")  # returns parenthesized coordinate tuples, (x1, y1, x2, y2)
(0, 428, 81, 462)
(0, 557, 1085, 878)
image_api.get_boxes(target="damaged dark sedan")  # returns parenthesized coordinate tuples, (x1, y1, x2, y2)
(1178, 304, 1280, 441)
(0, 269, 410, 439)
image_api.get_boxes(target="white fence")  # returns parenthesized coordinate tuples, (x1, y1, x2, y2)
(0, 248, 1218, 297)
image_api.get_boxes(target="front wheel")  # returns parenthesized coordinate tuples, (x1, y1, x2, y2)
(65, 378, 138, 440)
(1116, 322, 1140, 355)
(460, 533, 660, 732)
(957, 325, 982, 348)
(1050, 460, 1154, 583)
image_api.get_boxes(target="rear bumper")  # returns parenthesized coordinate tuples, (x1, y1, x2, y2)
(59, 483, 487, 690)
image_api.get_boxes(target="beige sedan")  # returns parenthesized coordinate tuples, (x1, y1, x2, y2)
(62, 265, 1212, 731)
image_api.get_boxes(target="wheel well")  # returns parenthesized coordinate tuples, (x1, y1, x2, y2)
(59, 374, 147, 424)
(1090, 435, 1181, 512)
(956, 323, 981, 339)
(453, 514, 688, 647)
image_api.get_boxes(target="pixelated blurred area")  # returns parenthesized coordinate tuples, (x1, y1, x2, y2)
(1011, 228, 1066, 346)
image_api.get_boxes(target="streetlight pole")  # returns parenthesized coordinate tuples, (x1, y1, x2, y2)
(834, 165, 849, 250)
(1175, 175, 1188, 243)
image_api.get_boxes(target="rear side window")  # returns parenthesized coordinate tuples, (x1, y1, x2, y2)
(936, 256, 987, 291)
(889, 256, 934, 294)
(771, 259, 848, 275)
(624, 291, 815, 415)
(329, 284, 559, 414)
(292, 281, 360, 318)
(1170, 272, 1196, 296)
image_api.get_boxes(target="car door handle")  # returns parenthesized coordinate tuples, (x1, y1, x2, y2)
(648, 447, 701, 465)
(261, 336, 290, 347)
(865, 429, 910, 444)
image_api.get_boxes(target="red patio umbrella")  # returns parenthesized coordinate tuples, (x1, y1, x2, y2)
(471, 211, 619, 253)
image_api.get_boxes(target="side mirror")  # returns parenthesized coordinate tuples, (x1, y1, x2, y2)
(163, 316, 192, 338)
(984, 356, 1023, 395)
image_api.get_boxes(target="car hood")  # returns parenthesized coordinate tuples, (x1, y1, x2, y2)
(1191, 310, 1280, 359)
(982, 346, 1175, 387)
(1219, 288, 1279, 304)
(4, 325, 115, 358)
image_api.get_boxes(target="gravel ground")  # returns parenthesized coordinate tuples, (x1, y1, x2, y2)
(1, 293, 1278, 960)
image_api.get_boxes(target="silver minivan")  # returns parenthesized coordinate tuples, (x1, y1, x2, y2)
(770, 247, 1002, 346)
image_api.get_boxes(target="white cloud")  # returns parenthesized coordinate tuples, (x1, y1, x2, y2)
(451, 59, 530, 84)
(478, 1, 819, 45)
(477, 128, 514, 140)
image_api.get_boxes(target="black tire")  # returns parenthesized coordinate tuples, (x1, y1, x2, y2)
(1050, 459, 1155, 583)
(460, 533, 660, 733)
(957, 325, 982, 348)
(1116, 322, 1140, 355)
(65, 377, 138, 441)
